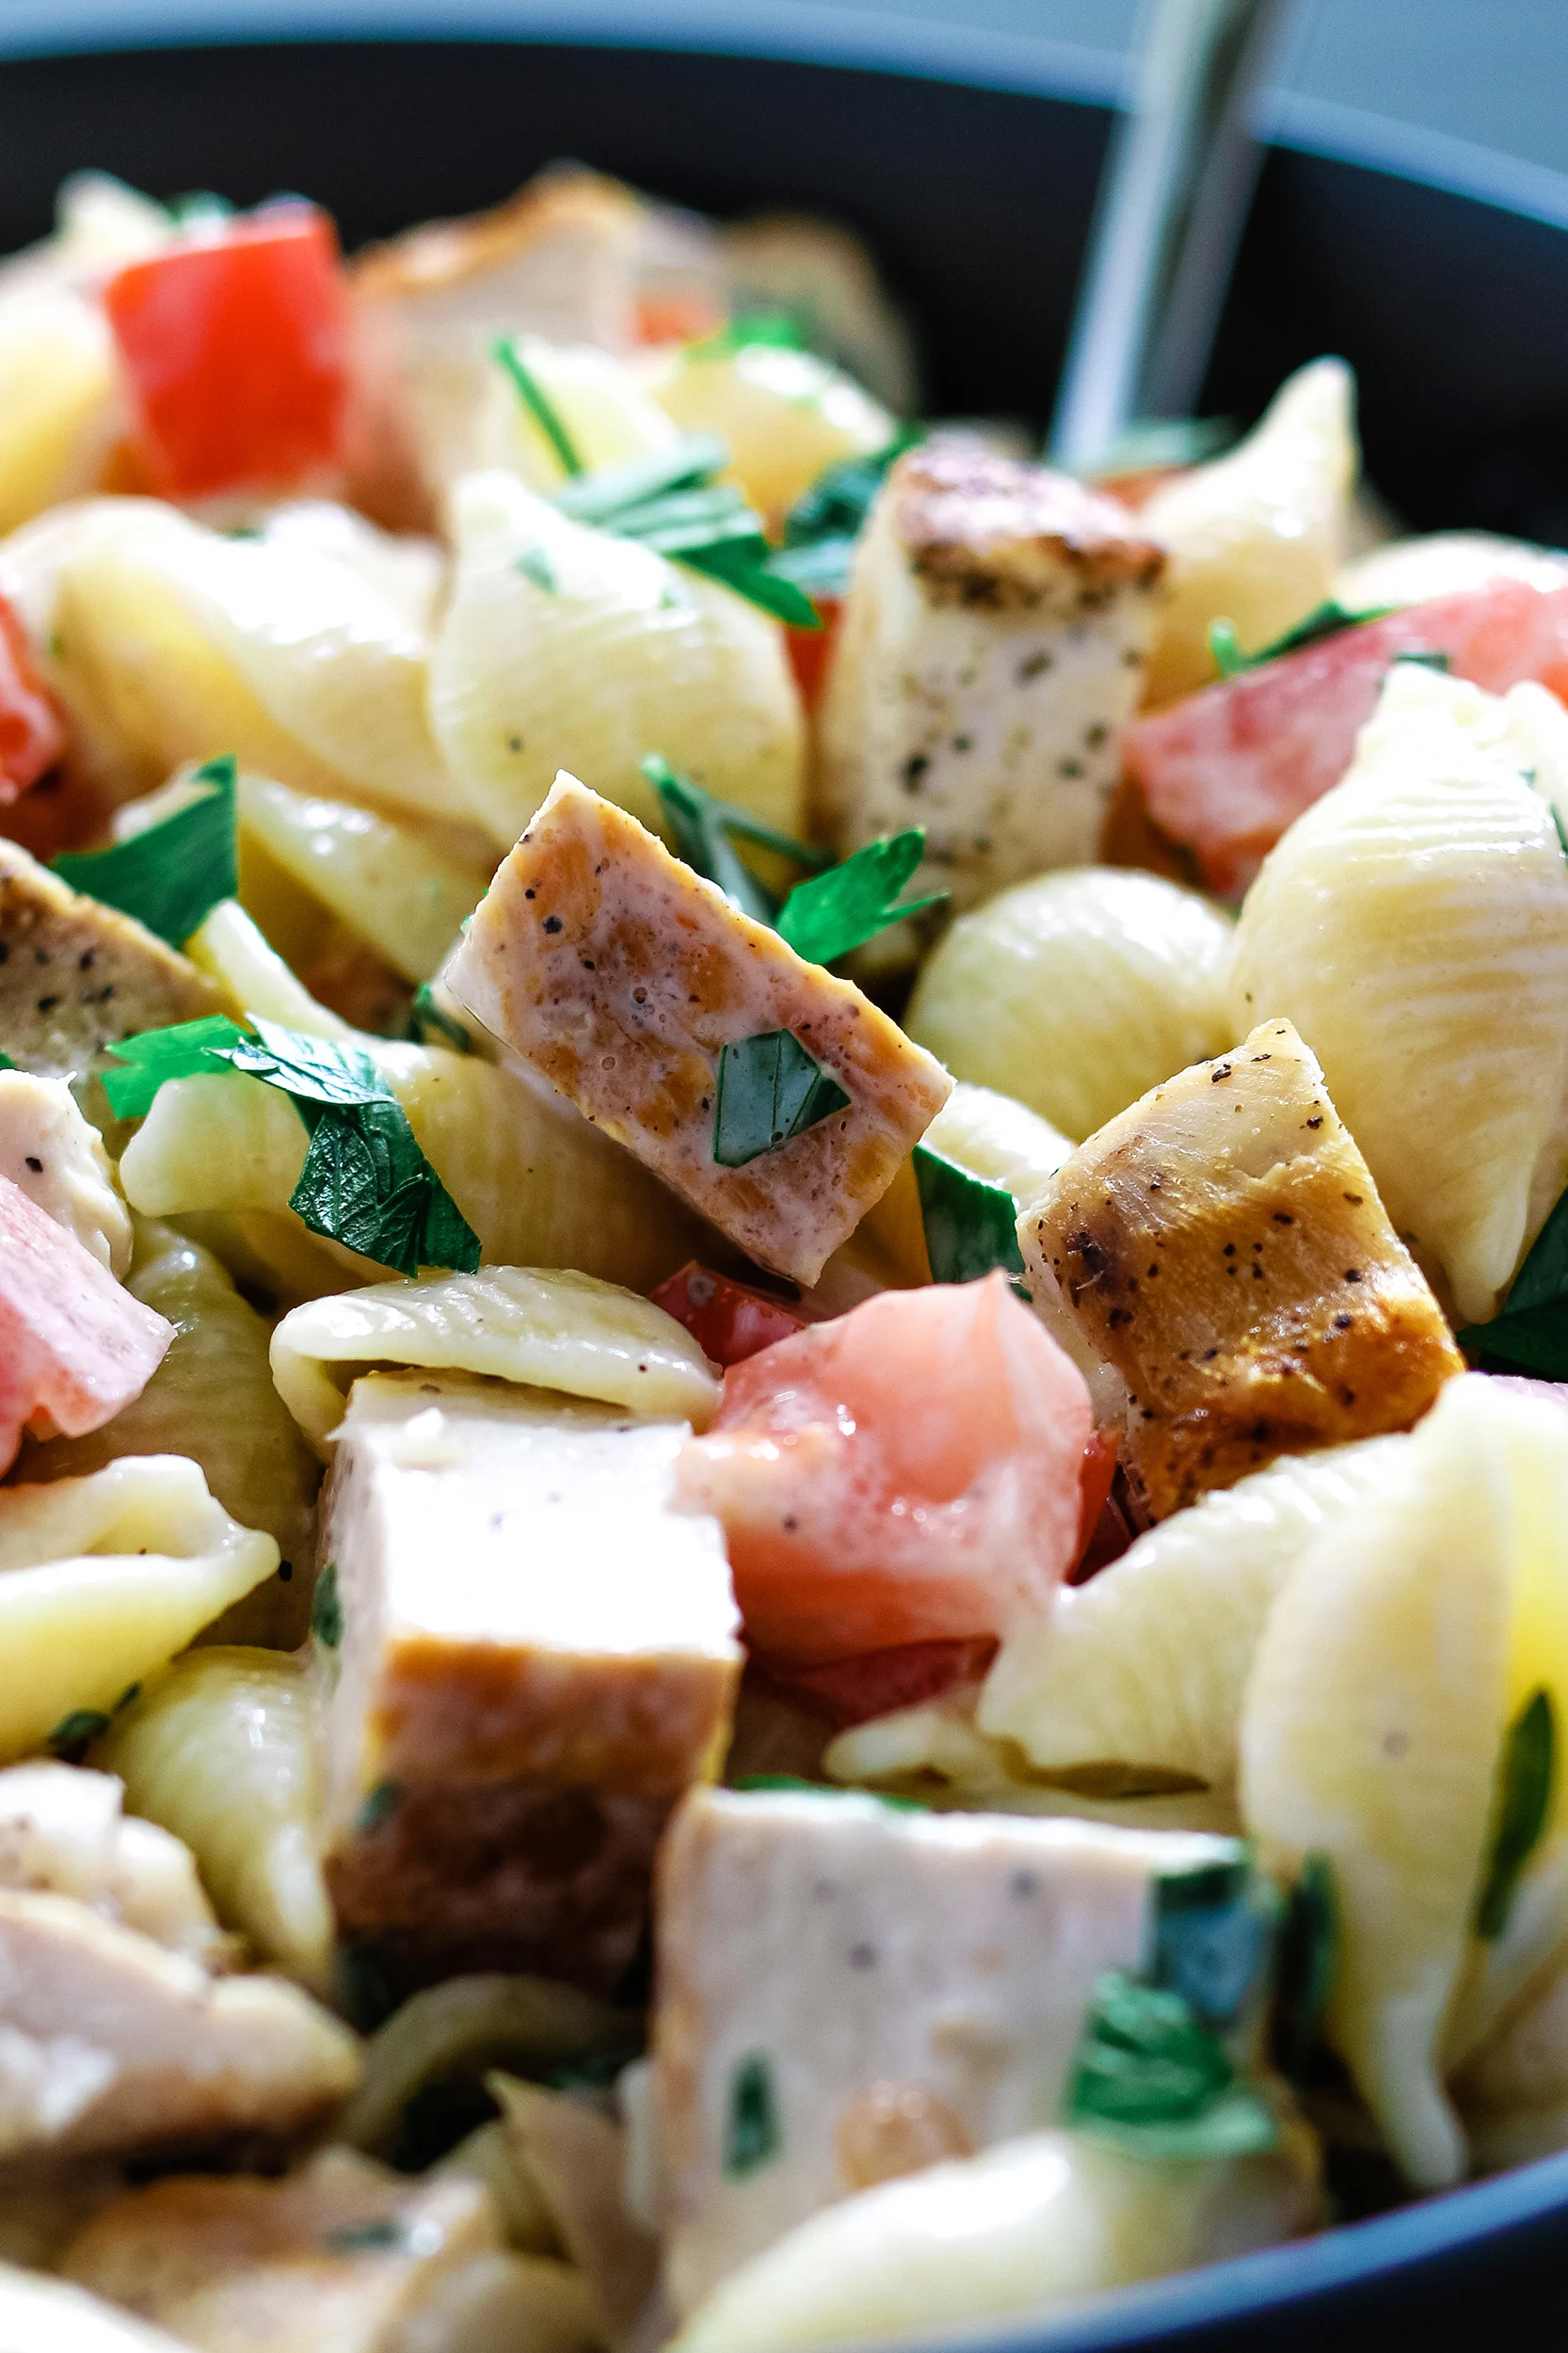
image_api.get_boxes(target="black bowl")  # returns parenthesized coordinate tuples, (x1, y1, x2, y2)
(4, 15, 1568, 2346)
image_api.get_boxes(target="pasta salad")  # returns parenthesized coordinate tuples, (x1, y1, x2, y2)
(1, 160, 1567, 2353)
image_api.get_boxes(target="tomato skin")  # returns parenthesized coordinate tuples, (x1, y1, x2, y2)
(0, 594, 65, 800)
(752, 1636, 1000, 1730)
(1123, 579, 1568, 894)
(785, 597, 841, 711)
(650, 1261, 806, 1368)
(104, 206, 350, 500)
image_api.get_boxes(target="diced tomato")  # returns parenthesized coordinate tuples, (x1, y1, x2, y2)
(0, 1176, 173, 1474)
(0, 594, 66, 802)
(651, 1261, 807, 1368)
(634, 291, 727, 347)
(753, 1636, 1000, 1731)
(677, 1272, 1092, 1663)
(103, 204, 350, 501)
(1074, 1429, 1118, 1556)
(1123, 578, 1568, 895)
(785, 598, 841, 712)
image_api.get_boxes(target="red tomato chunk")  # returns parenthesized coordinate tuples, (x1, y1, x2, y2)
(0, 594, 65, 800)
(651, 1262, 807, 1369)
(104, 205, 351, 501)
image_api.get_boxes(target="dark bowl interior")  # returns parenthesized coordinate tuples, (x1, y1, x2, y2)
(4, 25, 1568, 2348)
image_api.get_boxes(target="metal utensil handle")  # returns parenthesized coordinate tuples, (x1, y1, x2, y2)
(1049, 0, 1292, 471)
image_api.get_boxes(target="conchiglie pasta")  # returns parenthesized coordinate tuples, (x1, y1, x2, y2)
(1230, 664, 1568, 1323)
(427, 469, 805, 851)
(270, 1265, 720, 1453)
(905, 867, 1234, 1143)
(118, 1047, 712, 1301)
(21, 1220, 321, 1647)
(7, 497, 464, 821)
(94, 1647, 332, 1993)
(0, 284, 118, 534)
(1239, 1376, 1568, 2190)
(977, 1437, 1406, 1794)
(644, 339, 895, 528)
(0, 1458, 279, 1765)
(480, 336, 680, 491)
(184, 898, 358, 1039)
(234, 773, 493, 986)
(920, 1080, 1074, 1206)
(1140, 357, 1357, 707)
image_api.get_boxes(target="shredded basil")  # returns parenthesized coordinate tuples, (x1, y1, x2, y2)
(543, 2047, 644, 2093)
(712, 1030, 850, 1168)
(1476, 1689, 1556, 1939)
(54, 755, 237, 946)
(493, 338, 584, 476)
(46, 1707, 112, 1754)
(104, 1017, 480, 1276)
(1272, 1852, 1339, 2083)
(0, 1052, 15, 1072)
(724, 2051, 780, 2176)
(912, 1144, 1026, 1288)
(776, 829, 945, 965)
(1458, 1187, 1568, 1377)
(1208, 600, 1393, 681)
(687, 312, 807, 358)
(1064, 1971, 1277, 2158)
(515, 546, 558, 593)
(1149, 1852, 1275, 2030)
(312, 1561, 343, 1648)
(769, 432, 921, 601)
(641, 754, 825, 927)
(355, 1780, 401, 1836)
(407, 983, 472, 1053)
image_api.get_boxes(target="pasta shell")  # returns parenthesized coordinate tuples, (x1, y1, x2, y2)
(1231, 664, 1568, 1322)
(270, 1264, 721, 1453)
(1141, 358, 1357, 707)
(95, 1646, 331, 1993)
(0, 285, 117, 534)
(0, 1457, 279, 1765)
(427, 470, 805, 852)
(979, 1437, 1406, 1791)
(1238, 1374, 1568, 2188)
(906, 868, 1234, 1144)
(645, 340, 894, 529)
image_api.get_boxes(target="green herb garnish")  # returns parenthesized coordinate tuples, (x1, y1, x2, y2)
(776, 829, 945, 966)
(1476, 1688, 1555, 1939)
(687, 312, 807, 358)
(515, 546, 558, 593)
(1459, 1187, 1568, 1377)
(1272, 1852, 1339, 2083)
(0, 1052, 15, 1072)
(767, 434, 920, 602)
(312, 1561, 343, 1648)
(493, 338, 584, 476)
(1150, 1852, 1275, 2030)
(724, 2051, 780, 2176)
(54, 755, 237, 946)
(1064, 1971, 1276, 2157)
(407, 983, 472, 1054)
(912, 1144, 1026, 1287)
(46, 1707, 112, 1753)
(641, 754, 825, 927)
(324, 2217, 408, 2254)
(1392, 648, 1452, 672)
(1208, 600, 1393, 681)
(712, 1031, 851, 1168)
(355, 1780, 401, 1836)
(544, 2047, 644, 2093)
(104, 1017, 480, 1276)
(551, 430, 820, 628)
(1554, 804, 1568, 866)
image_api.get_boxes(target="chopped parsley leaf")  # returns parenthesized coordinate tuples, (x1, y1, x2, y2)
(312, 1561, 343, 1648)
(1476, 1688, 1555, 1939)
(776, 828, 945, 966)
(725, 2051, 780, 2175)
(492, 339, 584, 476)
(54, 754, 237, 946)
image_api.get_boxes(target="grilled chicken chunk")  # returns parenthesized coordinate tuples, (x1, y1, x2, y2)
(445, 775, 951, 1287)
(319, 1372, 741, 1999)
(1018, 1019, 1463, 1517)
(816, 440, 1165, 956)
(0, 840, 220, 1080)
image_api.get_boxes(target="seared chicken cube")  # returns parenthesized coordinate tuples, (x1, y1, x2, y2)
(653, 1785, 1261, 2315)
(319, 1373, 741, 1997)
(1019, 1019, 1464, 1518)
(445, 775, 952, 1286)
(817, 440, 1165, 952)
(0, 840, 220, 1080)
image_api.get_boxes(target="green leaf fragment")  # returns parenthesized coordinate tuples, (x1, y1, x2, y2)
(0, 1052, 15, 1072)
(290, 1096, 480, 1277)
(773, 432, 922, 605)
(912, 1144, 1025, 1287)
(324, 2217, 408, 2253)
(1552, 803, 1568, 865)
(1064, 1971, 1277, 2158)
(687, 311, 807, 358)
(54, 754, 238, 947)
(312, 1561, 343, 1648)
(712, 1031, 851, 1169)
(777, 828, 945, 965)
(492, 339, 584, 477)
(354, 1780, 401, 1836)
(46, 1708, 112, 1753)
(222, 1016, 386, 1106)
(1459, 1184, 1568, 1376)
(1392, 648, 1452, 671)
(680, 538, 821, 629)
(1150, 1853, 1275, 2029)
(102, 1015, 251, 1118)
(555, 434, 728, 527)
(407, 983, 472, 1053)
(1206, 600, 1393, 681)
(724, 2051, 780, 2176)
(641, 755, 824, 930)
(515, 546, 557, 592)
(1476, 1688, 1555, 1939)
